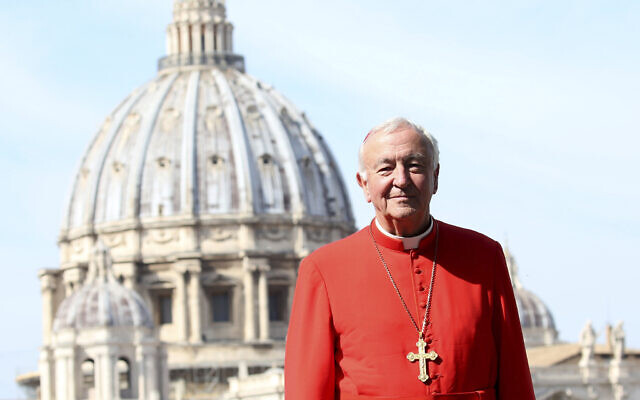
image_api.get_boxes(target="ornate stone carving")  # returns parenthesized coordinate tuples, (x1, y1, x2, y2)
(71, 240, 85, 255)
(102, 234, 125, 249)
(112, 160, 125, 173)
(305, 226, 330, 242)
(204, 104, 223, 132)
(246, 104, 261, 120)
(204, 226, 237, 242)
(99, 117, 113, 137)
(116, 112, 141, 154)
(156, 156, 171, 168)
(256, 226, 291, 241)
(160, 107, 181, 133)
(149, 229, 178, 244)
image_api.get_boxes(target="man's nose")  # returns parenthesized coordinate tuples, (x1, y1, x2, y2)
(392, 166, 410, 187)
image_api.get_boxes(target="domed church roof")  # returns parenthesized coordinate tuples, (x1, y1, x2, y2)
(53, 242, 153, 331)
(504, 245, 558, 347)
(60, 0, 353, 239)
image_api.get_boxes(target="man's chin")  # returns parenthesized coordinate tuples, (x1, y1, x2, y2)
(388, 207, 420, 220)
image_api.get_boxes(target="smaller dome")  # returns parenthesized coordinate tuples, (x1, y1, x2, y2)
(53, 242, 153, 331)
(504, 245, 557, 347)
(515, 287, 556, 331)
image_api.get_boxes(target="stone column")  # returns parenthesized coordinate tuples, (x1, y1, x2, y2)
(179, 23, 190, 55)
(225, 23, 234, 52)
(160, 347, 169, 400)
(204, 24, 214, 53)
(238, 361, 249, 379)
(39, 270, 57, 345)
(243, 259, 256, 342)
(54, 348, 75, 400)
(176, 259, 202, 344)
(146, 349, 159, 400)
(215, 23, 225, 52)
(39, 348, 54, 400)
(136, 346, 147, 400)
(192, 23, 203, 55)
(258, 264, 270, 341)
(188, 268, 203, 344)
(98, 351, 116, 400)
(166, 24, 178, 55)
(174, 270, 189, 342)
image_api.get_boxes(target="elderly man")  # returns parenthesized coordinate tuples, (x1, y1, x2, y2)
(285, 118, 534, 399)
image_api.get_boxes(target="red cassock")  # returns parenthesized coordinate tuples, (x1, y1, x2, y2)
(285, 219, 535, 400)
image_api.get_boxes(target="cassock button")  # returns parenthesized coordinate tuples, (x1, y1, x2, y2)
(414, 269, 422, 274)
(418, 285, 425, 291)
(419, 301, 427, 308)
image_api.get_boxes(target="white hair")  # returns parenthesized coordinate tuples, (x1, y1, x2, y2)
(358, 117, 439, 178)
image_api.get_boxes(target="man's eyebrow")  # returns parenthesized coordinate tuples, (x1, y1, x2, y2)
(373, 157, 394, 167)
(405, 153, 427, 161)
(372, 153, 428, 167)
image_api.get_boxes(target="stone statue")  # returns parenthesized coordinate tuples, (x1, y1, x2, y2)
(579, 320, 597, 366)
(613, 321, 626, 362)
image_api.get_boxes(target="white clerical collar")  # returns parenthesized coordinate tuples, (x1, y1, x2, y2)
(375, 217, 433, 250)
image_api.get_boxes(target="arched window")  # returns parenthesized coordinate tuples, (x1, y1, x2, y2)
(81, 359, 95, 389)
(117, 357, 131, 397)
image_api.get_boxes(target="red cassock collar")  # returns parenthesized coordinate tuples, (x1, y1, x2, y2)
(369, 218, 438, 252)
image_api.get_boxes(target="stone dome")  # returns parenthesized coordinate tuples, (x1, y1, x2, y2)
(504, 246, 558, 347)
(53, 243, 153, 331)
(59, 1, 353, 247)
(61, 68, 351, 233)
(515, 287, 556, 332)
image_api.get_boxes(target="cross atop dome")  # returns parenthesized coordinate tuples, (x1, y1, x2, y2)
(159, 0, 245, 71)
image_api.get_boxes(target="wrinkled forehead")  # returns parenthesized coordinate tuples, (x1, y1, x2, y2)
(361, 127, 433, 161)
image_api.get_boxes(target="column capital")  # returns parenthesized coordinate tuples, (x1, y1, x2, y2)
(174, 259, 202, 274)
(243, 257, 269, 272)
(38, 269, 59, 291)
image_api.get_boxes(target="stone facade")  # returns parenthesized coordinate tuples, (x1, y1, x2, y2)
(34, 0, 355, 398)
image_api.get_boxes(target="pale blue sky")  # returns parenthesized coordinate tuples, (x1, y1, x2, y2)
(1, 1, 639, 397)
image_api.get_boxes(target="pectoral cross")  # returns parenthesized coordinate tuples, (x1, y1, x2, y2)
(406, 333, 438, 382)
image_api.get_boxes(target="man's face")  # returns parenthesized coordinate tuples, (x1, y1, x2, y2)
(356, 127, 439, 235)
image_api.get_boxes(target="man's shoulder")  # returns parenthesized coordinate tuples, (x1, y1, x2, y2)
(437, 219, 500, 250)
(303, 226, 370, 267)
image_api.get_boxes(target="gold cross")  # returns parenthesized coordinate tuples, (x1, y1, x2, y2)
(406, 334, 438, 382)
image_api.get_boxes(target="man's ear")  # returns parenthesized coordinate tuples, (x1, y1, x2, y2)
(356, 172, 372, 203)
(433, 164, 440, 195)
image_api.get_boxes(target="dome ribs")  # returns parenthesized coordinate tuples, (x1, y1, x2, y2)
(179, 71, 201, 217)
(198, 73, 235, 214)
(64, 85, 148, 233)
(212, 68, 257, 214)
(267, 89, 350, 221)
(125, 73, 180, 221)
(237, 72, 305, 216)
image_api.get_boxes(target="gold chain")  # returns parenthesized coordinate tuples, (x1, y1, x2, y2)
(368, 221, 439, 337)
